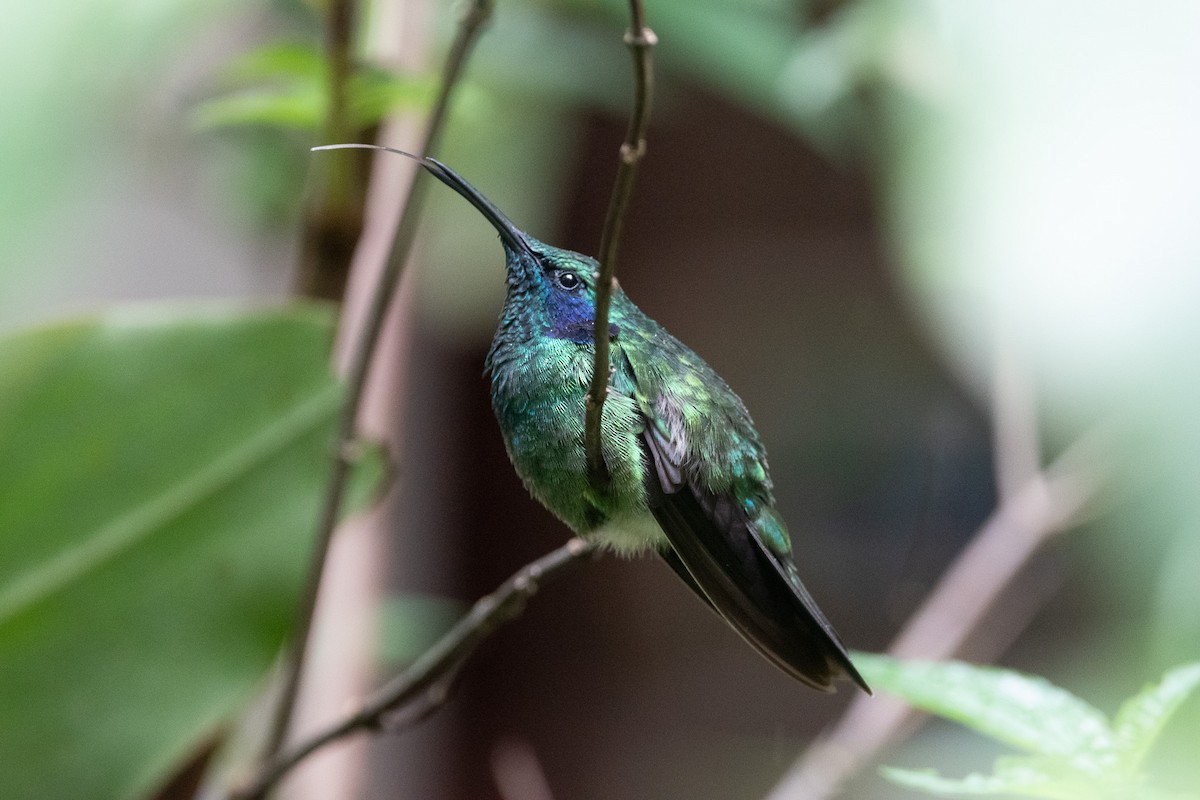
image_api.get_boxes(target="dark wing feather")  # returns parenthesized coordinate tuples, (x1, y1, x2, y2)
(642, 427, 870, 693)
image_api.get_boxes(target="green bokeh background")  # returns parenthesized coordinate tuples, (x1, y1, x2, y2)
(2, 1, 1198, 797)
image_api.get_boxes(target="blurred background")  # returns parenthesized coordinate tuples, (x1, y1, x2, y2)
(3, 0, 1199, 798)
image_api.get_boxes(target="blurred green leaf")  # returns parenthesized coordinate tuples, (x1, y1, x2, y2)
(349, 67, 437, 129)
(855, 653, 1112, 758)
(220, 41, 325, 82)
(0, 304, 379, 800)
(195, 84, 325, 130)
(194, 41, 435, 131)
(1111, 663, 1200, 773)
(861, 655, 1200, 799)
(884, 756, 1096, 799)
(884, 757, 1194, 800)
(549, 0, 900, 157)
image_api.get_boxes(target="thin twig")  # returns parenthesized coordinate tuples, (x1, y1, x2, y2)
(991, 333, 1041, 501)
(262, 0, 495, 763)
(584, 0, 657, 492)
(323, 0, 355, 148)
(233, 539, 597, 800)
(764, 431, 1107, 800)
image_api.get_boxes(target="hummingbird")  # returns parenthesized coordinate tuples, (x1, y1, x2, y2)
(317, 144, 868, 693)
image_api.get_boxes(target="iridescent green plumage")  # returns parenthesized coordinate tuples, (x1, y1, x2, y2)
(414, 153, 868, 693)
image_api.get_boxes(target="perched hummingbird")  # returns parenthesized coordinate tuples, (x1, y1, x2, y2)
(319, 144, 868, 693)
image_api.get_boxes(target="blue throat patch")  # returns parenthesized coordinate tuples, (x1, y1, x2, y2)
(546, 291, 620, 344)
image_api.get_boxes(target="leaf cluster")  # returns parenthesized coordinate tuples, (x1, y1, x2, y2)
(194, 42, 435, 132)
(856, 654, 1200, 799)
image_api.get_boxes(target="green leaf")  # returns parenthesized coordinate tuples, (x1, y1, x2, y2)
(1111, 663, 1200, 773)
(869, 657, 1200, 799)
(193, 84, 325, 130)
(883, 756, 1091, 799)
(220, 41, 325, 83)
(193, 42, 325, 130)
(886, 760, 1195, 800)
(0, 304, 377, 800)
(854, 654, 1113, 759)
(348, 68, 436, 129)
(193, 40, 435, 131)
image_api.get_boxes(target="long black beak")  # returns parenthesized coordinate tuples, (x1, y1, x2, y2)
(312, 144, 532, 256)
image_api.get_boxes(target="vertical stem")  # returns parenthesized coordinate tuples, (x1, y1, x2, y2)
(294, 0, 369, 301)
(261, 0, 494, 765)
(584, 0, 656, 492)
(324, 0, 355, 147)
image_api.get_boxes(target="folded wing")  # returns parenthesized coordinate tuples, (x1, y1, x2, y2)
(641, 414, 869, 693)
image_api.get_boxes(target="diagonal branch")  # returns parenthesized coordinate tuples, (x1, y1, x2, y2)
(263, 0, 495, 764)
(584, 0, 657, 492)
(232, 538, 597, 800)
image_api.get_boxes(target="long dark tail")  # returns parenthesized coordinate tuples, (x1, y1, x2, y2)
(642, 428, 870, 693)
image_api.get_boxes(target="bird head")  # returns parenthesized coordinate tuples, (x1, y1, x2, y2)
(314, 144, 616, 344)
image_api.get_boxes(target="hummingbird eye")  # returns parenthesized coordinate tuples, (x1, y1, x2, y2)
(554, 270, 582, 291)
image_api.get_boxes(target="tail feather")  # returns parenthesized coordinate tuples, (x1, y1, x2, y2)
(642, 430, 869, 693)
